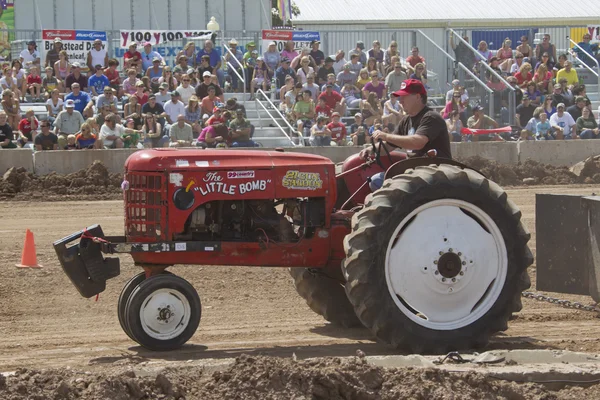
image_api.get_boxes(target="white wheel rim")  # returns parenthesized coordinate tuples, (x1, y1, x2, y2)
(384, 199, 507, 330)
(139, 288, 191, 340)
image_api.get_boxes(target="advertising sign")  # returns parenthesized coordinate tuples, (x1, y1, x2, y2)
(261, 30, 320, 53)
(119, 30, 213, 48)
(42, 30, 108, 64)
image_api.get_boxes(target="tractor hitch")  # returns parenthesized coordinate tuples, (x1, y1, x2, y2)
(53, 224, 121, 298)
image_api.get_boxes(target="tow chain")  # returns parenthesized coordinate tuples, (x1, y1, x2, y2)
(522, 291, 599, 314)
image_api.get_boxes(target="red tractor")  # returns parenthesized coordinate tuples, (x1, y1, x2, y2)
(54, 148, 532, 353)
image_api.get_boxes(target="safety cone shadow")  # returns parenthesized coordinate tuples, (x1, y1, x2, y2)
(16, 229, 43, 269)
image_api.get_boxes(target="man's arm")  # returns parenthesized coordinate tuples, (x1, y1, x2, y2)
(373, 131, 429, 151)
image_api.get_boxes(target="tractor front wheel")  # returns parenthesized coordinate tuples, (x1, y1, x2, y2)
(124, 274, 201, 351)
(343, 165, 533, 353)
(289, 267, 362, 328)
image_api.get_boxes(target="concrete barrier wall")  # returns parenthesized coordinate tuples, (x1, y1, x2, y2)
(3, 141, 600, 176)
(0, 149, 34, 173)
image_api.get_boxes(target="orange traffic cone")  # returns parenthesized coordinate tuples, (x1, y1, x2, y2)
(15, 229, 43, 269)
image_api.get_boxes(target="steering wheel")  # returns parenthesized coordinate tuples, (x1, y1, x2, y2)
(371, 138, 394, 169)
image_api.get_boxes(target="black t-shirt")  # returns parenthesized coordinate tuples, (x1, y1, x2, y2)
(394, 106, 452, 159)
(317, 65, 335, 85)
(195, 82, 223, 99)
(142, 102, 165, 116)
(551, 93, 570, 108)
(34, 132, 58, 150)
(0, 123, 13, 145)
(310, 50, 325, 66)
(516, 104, 536, 128)
(567, 105, 583, 121)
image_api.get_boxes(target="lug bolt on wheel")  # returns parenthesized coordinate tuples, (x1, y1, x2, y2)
(459, 271, 464, 276)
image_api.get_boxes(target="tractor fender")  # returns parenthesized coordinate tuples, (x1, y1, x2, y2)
(384, 157, 486, 181)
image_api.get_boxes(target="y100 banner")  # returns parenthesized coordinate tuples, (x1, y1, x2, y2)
(42, 30, 107, 63)
(261, 30, 320, 53)
(120, 30, 213, 48)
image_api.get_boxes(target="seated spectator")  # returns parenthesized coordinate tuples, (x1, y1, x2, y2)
(17, 109, 39, 148)
(65, 83, 94, 118)
(309, 115, 332, 146)
(558, 78, 574, 105)
(360, 92, 382, 127)
(88, 64, 110, 99)
(303, 74, 320, 102)
(383, 41, 400, 68)
(146, 57, 164, 92)
(124, 95, 142, 128)
(319, 84, 346, 117)
(516, 96, 536, 129)
(524, 81, 542, 106)
(315, 97, 332, 119)
(530, 109, 550, 140)
(173, 55, 190, 79)
(86, 39, 108, 73)
(55, 99, 84, 148)
(294, 90, 315, 138)
(244, 49, 258, 90)
(406, 47, 425, 70)
(196, 71, 224, 102)
(65, 62, 87, 93)
(567, 96, 587, 121)
(382, 94, 403, 130)
(366, 57, 383, 79)
(296, 56, 315, 85)
(64, 134, 78, 150)
(104, 59, 120, 93)
(42, 66, 58, 99)
(446, 110, 463, 142)
(26, 66, 42, 101)
(123, 43, 142, 74)
(20, 40, 40, 71)
(196, 40, 224, 87)
(281, 83, 302, 118)
(556, 61, 579, 88)
(368, 40, 384, 64)
(554, 53, 568, 74)
(141, 113, 167, 148)
(85, 117, 100, 137)
(541, 96, 556, 119)
(322, 73, 341, 93)
(517, 35, 533, 60)
(348, 41, 367, 66)
(346, 54, 363, 76)
(281, 41, 299, 65)
(510, 52, 525, 74)
(263, 41, 280, 79)
(535, 34, 557, 69)
(176, 74, 195, 104)
(99, 113, 140, 149)
(142, 95, 167, 126)
(177, 42, 197, 70)
(275, 57, 296, 89)
(1, 67, 22, 100)
(230, 109, 255, 147)
(224, 38, 244, 92)
(332, 50, 347, 75)
(140, 42, 164, 72)
(337, 64, 357, 87)
(200, 87, 219, 116)
(467, 105, 500, 142)
(0, 111, 16, 148)
(514, 63, 532, 88)
(95, 87, 118, 114)
(45, 38, 63, 70)
(317, 57, 335, 86)
(532, 63, 552, 94)
(291, 47, 316, 72)
(362, 71, 387, 101)
(122, 69, 139, 96)
(327, 112, 348, 146)
(122, 119, 141, 148)
(445, 79, 462, 103)
(340, 83, 361, 109)
(442, 91, 465, 120)
(164, 90, 186, 129)
(496, 38, 514, 73)
(279, 75, 296, 103)
(33, 119, 58, 150)
(309, 39, 324, 67)
(1, 90, 20, 130)
(75, 122, 100, 149)
(206, 107, 225, 126)
(45, 88, 63, 126)
(12, 60, 27, 101)
(95, 104, 113, 127)
(158, 66, 178, 92)
(549, 103, 576, 139)
(187, 68, 199, 88)
(577, 107, 600, 139)
(476, 41, 493, 64)
(167, 114, 193, 147)
(355, 69, 370, 90)
(572, 33, 600, 68)
(250, 57, 268, 98)
(185, 95, 202, 137)
(386, 62, 408, 95)
(409, 63, 427, 86)
(197, 123, 229, 148)
(349, 113, 369, 146)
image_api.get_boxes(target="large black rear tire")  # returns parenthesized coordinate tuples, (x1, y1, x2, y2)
(343, 165, 533, 353)
(289, 267, 362, 328)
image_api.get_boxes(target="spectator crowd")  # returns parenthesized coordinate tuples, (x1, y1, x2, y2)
(1, 32, 599, 151)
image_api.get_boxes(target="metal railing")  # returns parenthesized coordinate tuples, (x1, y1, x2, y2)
(567, 37, 600, 90)
(457, 62, 495, 118)
(255, 89, 298, 147)
(221, 39, 246, 100)
(447, 28, 516, 126)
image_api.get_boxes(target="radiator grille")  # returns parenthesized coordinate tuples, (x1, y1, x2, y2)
(124, 173, 166, 240)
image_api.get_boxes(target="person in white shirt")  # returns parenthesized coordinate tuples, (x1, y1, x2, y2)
(175, 74, 195, 104)
(86, 39, 108, 72)
(19, 41, 40, 71)
(99, 113, 141, 149)
(332, 50, 347, 75)
(549, 103, 577, 139)
(163, 91, 186, 127)
(445, 79, 469, 103)
(0, 66, 22, 99)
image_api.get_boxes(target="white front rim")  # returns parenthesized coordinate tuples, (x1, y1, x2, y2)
(384, 199, 507, 330)
(140, 288, 191, 340)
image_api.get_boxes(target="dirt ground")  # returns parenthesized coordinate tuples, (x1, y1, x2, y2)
(1, 185, 600, 399)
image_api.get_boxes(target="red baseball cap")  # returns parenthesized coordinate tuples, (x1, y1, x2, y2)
(392, 79, 427, 97)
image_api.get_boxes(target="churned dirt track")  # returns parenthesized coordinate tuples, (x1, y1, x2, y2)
(1, 185, 600, 399)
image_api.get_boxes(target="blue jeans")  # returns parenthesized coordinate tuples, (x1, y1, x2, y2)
(216, 69, 225, 87)
(309, 135, 331, 146)
(369, 172, 385, 192)
(451, 131, 462, 142)
(580, 129, 600, 139)
(231, 140, 257, 147)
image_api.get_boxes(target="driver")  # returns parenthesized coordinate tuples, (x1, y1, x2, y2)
(359, 79, 452, 191)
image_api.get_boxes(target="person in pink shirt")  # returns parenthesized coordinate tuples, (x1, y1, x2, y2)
(122, 69, 139, 96)
(281, 41, 299, 63)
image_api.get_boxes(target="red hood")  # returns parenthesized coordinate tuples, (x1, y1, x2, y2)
(124, 149, 333, 172)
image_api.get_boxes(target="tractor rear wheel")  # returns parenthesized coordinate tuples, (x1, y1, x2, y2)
(124, 274, 201, 351)
(289, 267, 362, 328)
(343, 165, 533, 353)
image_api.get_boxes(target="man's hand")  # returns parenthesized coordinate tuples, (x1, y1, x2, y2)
(359, 145, 376, 160)
(371, 130, 388, 141)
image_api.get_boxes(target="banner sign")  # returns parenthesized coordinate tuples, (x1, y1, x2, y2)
(261, 30, 320, 53)
(586, 25, 600, 42)
(42, 30, 107, 63)
(120, 30, 213, 48)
